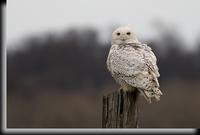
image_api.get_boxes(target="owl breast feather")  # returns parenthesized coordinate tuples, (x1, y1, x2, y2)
(107, 44, 148, 77)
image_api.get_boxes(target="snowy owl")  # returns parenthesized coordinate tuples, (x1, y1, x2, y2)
(106, 26, 162, 103)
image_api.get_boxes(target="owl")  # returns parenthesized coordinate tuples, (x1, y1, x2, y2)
(106, 26, 162, 103)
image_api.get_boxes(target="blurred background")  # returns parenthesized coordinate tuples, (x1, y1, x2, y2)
(6, 0, 200, 128)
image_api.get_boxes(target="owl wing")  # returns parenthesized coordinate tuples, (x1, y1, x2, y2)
(142, 44, 160, 77)
(107, 44, 148, 88)
(107, 44, 162, 103)
(107, 44, 159, 89)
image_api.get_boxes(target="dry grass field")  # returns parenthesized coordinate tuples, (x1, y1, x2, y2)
(7, 80, 200, 128)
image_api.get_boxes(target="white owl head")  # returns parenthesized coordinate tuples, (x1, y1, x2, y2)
(111, 26, 139, 45)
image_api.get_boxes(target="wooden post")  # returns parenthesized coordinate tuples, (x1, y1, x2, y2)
(102, 89, 139, 128)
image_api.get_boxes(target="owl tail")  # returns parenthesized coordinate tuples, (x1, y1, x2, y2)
(138, 88, 162, 103)
(152, 87, 163, 96)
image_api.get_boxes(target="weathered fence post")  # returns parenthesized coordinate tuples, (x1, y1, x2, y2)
(102, 89, 139, 128)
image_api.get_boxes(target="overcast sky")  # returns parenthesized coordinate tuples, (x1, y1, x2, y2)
(6, 0, 200, 49)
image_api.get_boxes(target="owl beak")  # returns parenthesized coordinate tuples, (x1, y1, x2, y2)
(122, 38, 126, 41)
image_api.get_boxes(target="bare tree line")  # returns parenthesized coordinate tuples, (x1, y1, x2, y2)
(7, 27, 200, 94)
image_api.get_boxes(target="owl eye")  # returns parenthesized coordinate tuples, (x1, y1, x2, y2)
(116, 32, 120, 36)
(126, 32, 131, 35)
